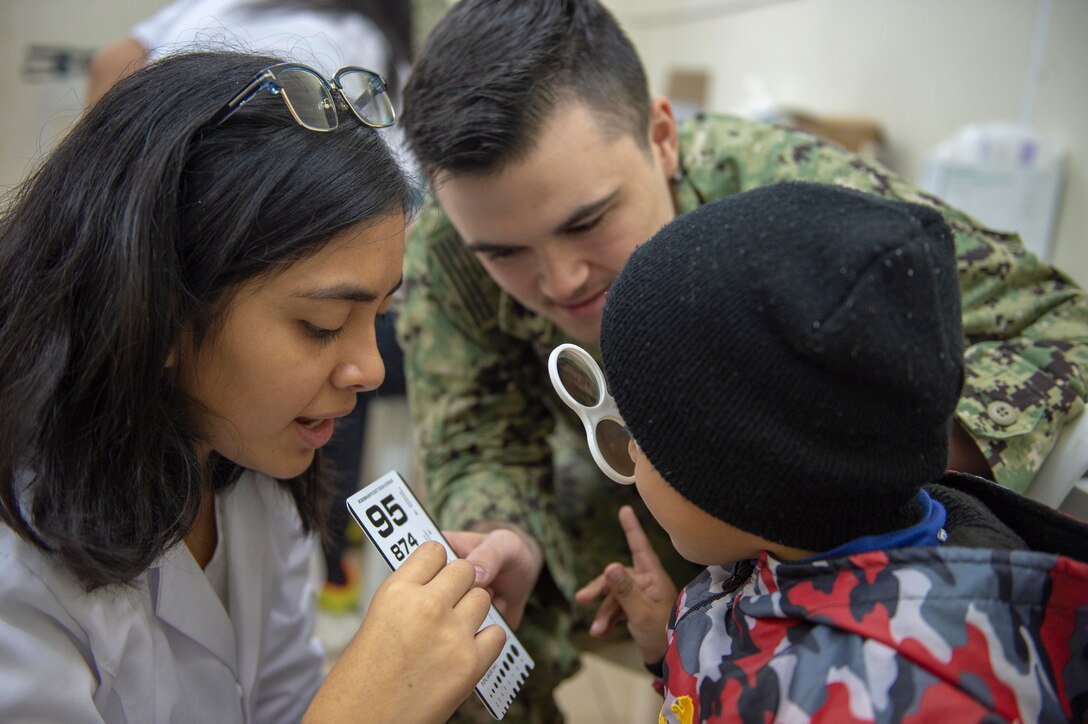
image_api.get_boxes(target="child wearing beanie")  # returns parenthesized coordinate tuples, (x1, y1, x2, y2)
(559, 182, 1088, 722)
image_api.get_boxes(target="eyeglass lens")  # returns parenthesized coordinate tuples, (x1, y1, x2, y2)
(276, 67, 337, 130)
(596, 418, 635, 477)
(337, 70, 396, 127)
(557, 353, 601, 406)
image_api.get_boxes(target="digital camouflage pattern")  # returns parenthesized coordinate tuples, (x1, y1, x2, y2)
(395, 113, 1088, 718)
(660, 545, 1088, 723)
(672, 115, 1088, 494)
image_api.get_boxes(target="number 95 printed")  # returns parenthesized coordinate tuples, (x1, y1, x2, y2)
(347, 474, 458, 571)
(365, 493, 420, 561)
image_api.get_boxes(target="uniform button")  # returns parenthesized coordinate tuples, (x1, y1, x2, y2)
(987, 401, 1019, 427)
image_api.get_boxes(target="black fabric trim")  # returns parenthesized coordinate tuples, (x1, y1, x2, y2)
(929, 472, 1088, 563)
(644, 657, 664, 679)
(927, 483, 1026, 550)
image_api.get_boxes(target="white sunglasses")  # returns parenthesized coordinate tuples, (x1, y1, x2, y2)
(547, 343, 635, 485)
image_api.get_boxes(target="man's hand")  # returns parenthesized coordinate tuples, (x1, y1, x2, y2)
(445, 523, 544, 629)
(574, 506, 677, 665)
(306, 541, 506, 723)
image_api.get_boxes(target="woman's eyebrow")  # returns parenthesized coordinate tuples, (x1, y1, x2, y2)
(296, 277, 403, 302)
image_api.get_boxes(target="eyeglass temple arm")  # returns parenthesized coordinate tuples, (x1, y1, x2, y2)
(208, 72, 273, 127)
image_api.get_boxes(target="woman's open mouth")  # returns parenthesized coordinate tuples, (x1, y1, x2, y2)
(294, 416, 335, 448)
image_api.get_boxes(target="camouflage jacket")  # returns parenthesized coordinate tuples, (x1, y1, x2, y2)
(659, 474, 1088, 723)
(396, 113, 1088, 598)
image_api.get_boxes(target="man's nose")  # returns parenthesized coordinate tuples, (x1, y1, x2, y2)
(539, 243, 589, 302)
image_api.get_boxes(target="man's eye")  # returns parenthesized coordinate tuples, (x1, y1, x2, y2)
(304, 322, 345, 344)
(567, 215, 604, 234)
(480, 247, 520, 261)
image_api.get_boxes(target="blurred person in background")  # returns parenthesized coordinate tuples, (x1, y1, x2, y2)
(87, 0, 412, 111)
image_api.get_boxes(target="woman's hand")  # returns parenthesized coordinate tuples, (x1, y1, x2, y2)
(305, 541, 506, 724)
(574, 506, 677, 665)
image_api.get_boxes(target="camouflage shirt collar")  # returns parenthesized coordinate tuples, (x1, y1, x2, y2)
(498, 291, 556, 342)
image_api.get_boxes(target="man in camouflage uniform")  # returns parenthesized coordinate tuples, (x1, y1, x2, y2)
(395, 0, 1088, 719)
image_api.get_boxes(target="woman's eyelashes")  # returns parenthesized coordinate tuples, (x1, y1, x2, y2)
(303, 321, 346, 345)
(304, 309, 389, 344)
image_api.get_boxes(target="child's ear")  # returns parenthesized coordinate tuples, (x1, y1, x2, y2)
(627, 438, 639, 464)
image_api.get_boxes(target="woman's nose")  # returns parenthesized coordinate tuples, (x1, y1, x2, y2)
(332, 339, 386, 392)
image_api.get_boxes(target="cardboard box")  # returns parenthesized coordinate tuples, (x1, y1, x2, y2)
(783, 110, 885, 157)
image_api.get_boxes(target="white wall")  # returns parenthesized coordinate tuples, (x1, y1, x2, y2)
(608, 0, 1088, 284)
(3, 1, 1085, 283)
(0, 0, 454, 196)
(0, 1, 172, 195)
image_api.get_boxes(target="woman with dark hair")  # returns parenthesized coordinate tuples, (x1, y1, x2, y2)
(86, 0, 419, 618)
(0, 50, 502, 722)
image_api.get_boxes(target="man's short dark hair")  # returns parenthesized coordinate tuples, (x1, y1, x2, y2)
(403, 0, 650, 178)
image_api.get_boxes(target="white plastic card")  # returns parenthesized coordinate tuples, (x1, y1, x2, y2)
(346, 470, 534, 720)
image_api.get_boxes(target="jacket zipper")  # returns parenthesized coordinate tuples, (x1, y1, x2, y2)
(675, 560, 755, 624)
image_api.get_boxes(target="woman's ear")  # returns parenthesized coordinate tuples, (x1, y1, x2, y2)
(167, 323, 199, 371)
(627, 437, 640, 465)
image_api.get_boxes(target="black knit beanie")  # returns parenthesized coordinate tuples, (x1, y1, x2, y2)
(600, 182, 964, 551)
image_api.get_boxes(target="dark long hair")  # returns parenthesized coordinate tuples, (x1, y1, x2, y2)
(252, 0, 413, 99)
(0, 50, 415, 590)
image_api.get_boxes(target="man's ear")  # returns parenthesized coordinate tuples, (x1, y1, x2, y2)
(647, 96, 680, 180)
(165, 348, 177, 369)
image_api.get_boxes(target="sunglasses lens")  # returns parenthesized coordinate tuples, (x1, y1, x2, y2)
(596, 418, 634, 478)
(557, 353, 601, 407)
(277, 67, 337, 130)
(337, 70, 396, 127)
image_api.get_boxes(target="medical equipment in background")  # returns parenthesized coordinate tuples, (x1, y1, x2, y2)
(922, 122, 1064, 261)
(921, 0, 1065, 262)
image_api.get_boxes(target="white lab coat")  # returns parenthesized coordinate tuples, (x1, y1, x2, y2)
(0, 470, 324, 723)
